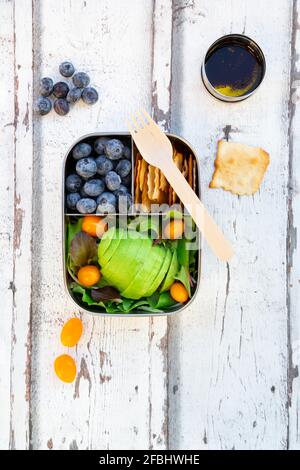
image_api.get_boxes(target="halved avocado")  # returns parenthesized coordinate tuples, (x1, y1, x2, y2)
(143, 248, 172, 297)
(121, 244, 166, 299)
(101, 237, 152, 292)
(160, 249, 179, 292)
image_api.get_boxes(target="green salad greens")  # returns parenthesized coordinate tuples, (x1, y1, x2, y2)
(66, 215, 198, 313)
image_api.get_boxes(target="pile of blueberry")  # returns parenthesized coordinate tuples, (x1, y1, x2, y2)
(66, 137, 132, 214)
(37, 61, 98, 116)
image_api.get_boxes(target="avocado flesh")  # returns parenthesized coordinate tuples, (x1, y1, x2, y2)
(143, 248, 172, 297)
(101, 237, 152, 292)
(98, 227, 118, 263)
(160, 249, 179, 292)
(121, 244, 166, 299)
(99, 228, 129, 266)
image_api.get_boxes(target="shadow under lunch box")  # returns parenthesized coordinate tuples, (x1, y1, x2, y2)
(63, 132, 201, 317)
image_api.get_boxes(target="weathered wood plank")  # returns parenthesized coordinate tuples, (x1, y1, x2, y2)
(0, 0, 34, 450)
(10, 0, 34, 449)
(287, 0, 300, 451)
(0, 0, 15, 450)
(30, 0, 170, 450)
(168, 0, 291, 450)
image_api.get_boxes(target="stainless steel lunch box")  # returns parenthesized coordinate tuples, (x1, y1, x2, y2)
(62, 132, 201, 317)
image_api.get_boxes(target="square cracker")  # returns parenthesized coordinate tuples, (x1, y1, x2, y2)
(209, 140, 270, 196)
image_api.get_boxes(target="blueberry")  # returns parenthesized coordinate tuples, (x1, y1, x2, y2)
(115, 159, 131, 178)
(37, 97, 52, 115)
(54, 98, 69, 116)
(121, 173, 131, 187)
(96, 192, 117, 214)
(114, 184, 128, 197)
(53, 82, 69, 98)
(80, 186, 88, 198)
(95, 155, 114, 176)
(105, 139, 124, 160)
(76, 198, 97, 214)
(67, 87, 82, 103)
(59, 61, 75, 78)
(123, 146, 131, 160)
(72, 72, 90, 88)
(72, 142, 92, 160)
(81, 87, 98, 105)
(94, 137, 109, 154)
(83, 178, 105, 197)
(105, 171, 121, 191)
(118, 194, 133, 212)
(76, 157, 97, 179)
(66, 174, 82, 192)
(66, 192, 81, 210)
(40, 77, 54, 97)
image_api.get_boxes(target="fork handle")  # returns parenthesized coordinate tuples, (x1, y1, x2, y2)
(164, 161, 234, 261)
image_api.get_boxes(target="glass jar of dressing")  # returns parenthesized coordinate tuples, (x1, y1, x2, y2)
(201, 34, 266, 102)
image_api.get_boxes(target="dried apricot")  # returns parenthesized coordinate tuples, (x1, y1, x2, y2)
(54, 354, 76, 383)
(170, 282, 189, 303)
(82, 215, 107, 238)
(78, 265, 101, 287)
(164, 220, 185, 239)
(60, 317, 83, 347)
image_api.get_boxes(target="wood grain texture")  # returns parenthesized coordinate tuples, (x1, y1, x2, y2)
(0, 0, 15, 450)
(168, 0, 291, 450)
(287, 0, 300, 451)
(0, 0, 33, 450)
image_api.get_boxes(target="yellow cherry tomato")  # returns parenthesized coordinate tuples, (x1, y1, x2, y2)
(54, 354, 76, 383)
(164, 220, 185, 239)
(170, 282, 189, 303)
(78, 265, 101, 287)
(60, 317, 83, 347)
(82, 215, 107, 238)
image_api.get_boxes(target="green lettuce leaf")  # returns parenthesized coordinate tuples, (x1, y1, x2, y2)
(174, 265, 191, 297)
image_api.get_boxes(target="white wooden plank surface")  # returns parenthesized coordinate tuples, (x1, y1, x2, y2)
(0, 0, 299, 450)
(287, 0, 300, 451)
(0, 0, 15, 450)
(169, 0, 291, 450)
(0, 0, 33, 450)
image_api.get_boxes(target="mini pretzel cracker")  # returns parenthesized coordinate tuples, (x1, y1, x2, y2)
(135, 159, 141, 203)
(210, 140, 270, 196)
(139, 158, 148, 192)
(193, 160, 197, 192)
(188, 154, 193, 188)
(147, 165, 156, 200)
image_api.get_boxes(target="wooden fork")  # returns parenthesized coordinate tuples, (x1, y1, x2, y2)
(127, 110, 234, 261)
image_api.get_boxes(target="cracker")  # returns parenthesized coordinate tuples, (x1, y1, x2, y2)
(160, 171, 168, 192)
(139, 158, 148, 192)
(147, 165, 156, 200)
(152, 167, 161, 201)
(182, 158, 188, 179)
(209, 140, 270, 196)
(188, 154, 193, 188)
(135, 159, 141, 203)
(142, 166, 151, 211)
(193, 160, 197, 192)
